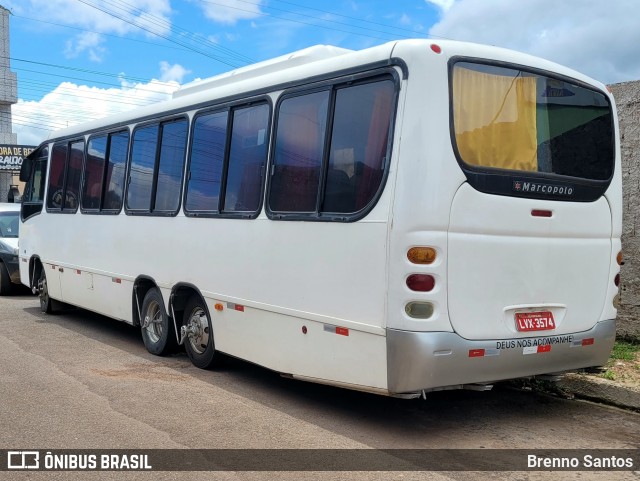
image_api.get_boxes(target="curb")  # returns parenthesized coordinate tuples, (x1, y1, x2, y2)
(556, 373, 640, 412)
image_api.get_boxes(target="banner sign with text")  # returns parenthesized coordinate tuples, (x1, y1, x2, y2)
(0, 145, 36, 171)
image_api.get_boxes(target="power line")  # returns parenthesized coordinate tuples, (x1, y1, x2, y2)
(73, 0, 251, 68)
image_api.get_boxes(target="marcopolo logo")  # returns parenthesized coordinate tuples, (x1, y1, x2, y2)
(513, 180, 574, 197)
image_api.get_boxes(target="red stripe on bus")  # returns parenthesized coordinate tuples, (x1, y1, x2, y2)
(336, 327, 349, 336)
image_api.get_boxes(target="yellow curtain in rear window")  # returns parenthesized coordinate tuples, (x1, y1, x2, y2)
(453, 66, 538, 171)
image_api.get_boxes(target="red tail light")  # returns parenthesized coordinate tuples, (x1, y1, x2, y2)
(406, 274, 435, 292)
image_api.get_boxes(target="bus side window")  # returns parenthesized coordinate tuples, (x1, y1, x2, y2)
(223, 103, 269, 213)
(269, 90, 329, 213)
(185, 110, 228, 213)
(268, 77, 395, 218)
(324, 80, 394, 213)
(47, 143, 68, 210)
(103, 131, 129, 211)
(22, 153, 48, 220)
(127, 125, 158, 212)
(154, 119, 188, 213)
(83, 136, 107, 211)
(64, 141, 84, 211)
(46, 140, 84, 213)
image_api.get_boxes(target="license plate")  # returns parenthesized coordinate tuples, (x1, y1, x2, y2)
(515, 311, 556, 332)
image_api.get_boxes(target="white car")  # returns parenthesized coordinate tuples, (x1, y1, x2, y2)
(0, 203, 21, 294)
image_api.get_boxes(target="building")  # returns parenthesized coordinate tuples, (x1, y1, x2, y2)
(0, 5, 18, 202)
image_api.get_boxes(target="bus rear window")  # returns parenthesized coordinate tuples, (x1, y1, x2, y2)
(451, 62, 614, 182)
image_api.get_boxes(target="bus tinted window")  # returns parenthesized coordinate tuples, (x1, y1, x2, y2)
(84, 136, 107, 210)
(47, 143, 67, 210)
(65, 141, 84, 211)
(223, 104, 269, 213)
(270, 91, 329, 212)
(452, 62, 614, 181)
(127, 125, 158, 211)
(46, 140, 83, 212)
(269, 78, 395, 217)
(155, 119, 188, 212)
(186, 111, 228, 212)
(104, 131, 129, 211)
(84, 131, 129, 212)
(324, 80, 394, 213)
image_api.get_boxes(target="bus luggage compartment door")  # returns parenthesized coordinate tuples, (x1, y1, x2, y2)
(447, 183, 612, 341)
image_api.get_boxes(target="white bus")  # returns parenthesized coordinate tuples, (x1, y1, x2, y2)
(19, 39, 621, 397)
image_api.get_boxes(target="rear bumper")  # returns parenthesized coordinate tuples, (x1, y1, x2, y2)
(386, 319, 616, 394)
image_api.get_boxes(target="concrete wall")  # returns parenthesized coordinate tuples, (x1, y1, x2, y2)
(610, 81, 640, 339)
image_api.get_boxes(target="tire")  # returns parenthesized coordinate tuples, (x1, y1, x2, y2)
(38, 268, 58, 314)
(140, 288, 177, 356)
(182, 295, 221, 369)
(0, 263, 11, 296)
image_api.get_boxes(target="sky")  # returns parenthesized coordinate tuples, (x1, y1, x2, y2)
(3, 0, 640, 146)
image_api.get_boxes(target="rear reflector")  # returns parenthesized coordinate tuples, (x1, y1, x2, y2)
(406, 274, 435, 292)
(582, 338, 595, 346)
(531, 209, 553, 217)
(469, 349, 485, 357)
(405, 302, 434, 319)
(323, 324, 349, 336)
(407, 247, 436, 265)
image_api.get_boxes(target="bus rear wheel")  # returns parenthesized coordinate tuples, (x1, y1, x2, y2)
(140, 288, 176, 356)
(182, 295, 221, 369)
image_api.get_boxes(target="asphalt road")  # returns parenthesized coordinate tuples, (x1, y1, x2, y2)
(0, 291, 639, 481)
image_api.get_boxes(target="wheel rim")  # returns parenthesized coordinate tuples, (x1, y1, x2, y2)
(186, 307, 209, 355)
(39, 276, 49, 310)
(144, 300, 163, 343)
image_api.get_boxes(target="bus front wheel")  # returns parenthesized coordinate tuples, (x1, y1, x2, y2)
(38, 269, 57, 314)
(182, 295, 221, 369)
(140, 288, 177, 356)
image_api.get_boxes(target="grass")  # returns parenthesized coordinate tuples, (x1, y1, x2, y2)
(601, 370, 616, 381)
(598, 339, 640, 382)
(610, 340, 640, 361)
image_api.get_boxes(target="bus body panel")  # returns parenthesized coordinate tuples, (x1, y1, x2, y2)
(385, 41, 462, 333)
(447, 185, 612, 340)
(210, 299, 388, 390)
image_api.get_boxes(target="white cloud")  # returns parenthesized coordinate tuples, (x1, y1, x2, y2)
(159, 61, 191, 83)
(64, 32, 106, 62)
(425, 0, 455, 11)
(196, 0, 264, 25)
(12, 72, 180, 146)
(16, 0, 173, 38)
(428, 0, 640, 84)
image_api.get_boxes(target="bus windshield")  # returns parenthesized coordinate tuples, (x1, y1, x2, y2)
(451, 61, 614, 181)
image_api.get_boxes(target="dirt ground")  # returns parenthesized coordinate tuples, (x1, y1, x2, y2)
(597, 341, 640, 389)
